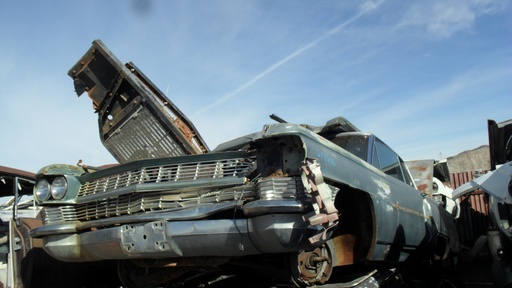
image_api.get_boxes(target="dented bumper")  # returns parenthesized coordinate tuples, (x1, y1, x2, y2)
(37, 213, 318, 262)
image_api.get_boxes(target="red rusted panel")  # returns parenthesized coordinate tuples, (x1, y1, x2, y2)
(0, 166, 35, 180)
(405, 160, 434, 196)
(451, 172, 490, 246)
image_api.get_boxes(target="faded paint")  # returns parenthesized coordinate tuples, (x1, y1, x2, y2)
(406, 159, 434, 196)
(371, 176, 391, 199)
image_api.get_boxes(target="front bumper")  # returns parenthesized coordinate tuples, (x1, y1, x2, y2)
(35, 213, 319, 262)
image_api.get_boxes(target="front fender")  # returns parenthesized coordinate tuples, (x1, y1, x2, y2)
(36, 164, 85, 177)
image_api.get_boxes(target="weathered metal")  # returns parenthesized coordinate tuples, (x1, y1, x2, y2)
(451, 118, 512, 287)
(32, 121, 460, 286)
(406, 159, 434, 196)
(290, 246, 333, 286)
(406, 160, 460, 219)
(30, 40, 460, 287)
(0, 166, 41, 288)
(68, 40, 209, 164)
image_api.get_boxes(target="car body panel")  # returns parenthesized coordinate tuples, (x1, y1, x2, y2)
(452, 162, 512, 202)
(452, 162, 512, 242)
(68, 39, 209, 164)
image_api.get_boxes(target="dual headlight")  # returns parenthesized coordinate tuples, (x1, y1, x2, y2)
(35, 176, 68, 202)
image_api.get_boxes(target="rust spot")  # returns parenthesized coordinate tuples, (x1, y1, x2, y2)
(417, 184, 428, 193)
(414, 166, 428, 172)
(174, 118, 194, 140)
(332, 234, 356, 266)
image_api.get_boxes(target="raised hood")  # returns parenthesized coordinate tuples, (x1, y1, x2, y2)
(68, 40, 209, 164)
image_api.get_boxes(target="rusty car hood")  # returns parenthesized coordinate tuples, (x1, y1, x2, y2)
(68, 40, 209, 164)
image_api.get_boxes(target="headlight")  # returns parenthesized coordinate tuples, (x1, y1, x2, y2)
(51, 177, 68, 200)
(35, 179, 51, 202)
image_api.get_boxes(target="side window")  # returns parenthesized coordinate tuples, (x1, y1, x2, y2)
(372, 140, 405, 182)
(371, 144, 380, 168)
(331, 134, 369, 162)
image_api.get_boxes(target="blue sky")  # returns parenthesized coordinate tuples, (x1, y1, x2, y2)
(1, 0, 510, 173)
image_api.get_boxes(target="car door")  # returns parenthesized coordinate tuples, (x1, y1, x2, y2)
(368, 139, 429, 261)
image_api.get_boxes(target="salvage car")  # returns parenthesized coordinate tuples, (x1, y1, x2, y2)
(0, 166, 40, 288)
(30, 40, 459, 288)
(452, 118, 512, 287)
(0, 166, 115, 288)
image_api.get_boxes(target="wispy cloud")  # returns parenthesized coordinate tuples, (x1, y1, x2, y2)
(194, 0, 385, 116)
(359, 61, 511, 161)
(366, 63, 512, 130)
(397, 0, 509, 39)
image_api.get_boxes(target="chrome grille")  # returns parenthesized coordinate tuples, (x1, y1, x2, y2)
(41, 206, 78, 223)
(79, 157, 253, 197)
(256, 177, 306, 200)
(42, 185, 255, 224)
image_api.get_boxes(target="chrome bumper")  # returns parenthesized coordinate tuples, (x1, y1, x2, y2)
(37, 214, 318, 262)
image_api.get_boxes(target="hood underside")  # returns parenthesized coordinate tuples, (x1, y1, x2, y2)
(68, 40, 209, 164)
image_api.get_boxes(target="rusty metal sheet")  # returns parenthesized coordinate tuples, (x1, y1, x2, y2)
(405, 159, 434, 196)
(0, 166, 35, 180)
(68, 40, 209, 164)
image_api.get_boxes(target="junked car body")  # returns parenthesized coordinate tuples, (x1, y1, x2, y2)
(452, 118, 512, 238)
(0, 166, 41, 288)
(452, 118, 512, 287)
(30, 40, 459, 287)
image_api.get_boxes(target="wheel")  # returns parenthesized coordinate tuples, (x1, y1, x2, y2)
(289, 245, 333, 287)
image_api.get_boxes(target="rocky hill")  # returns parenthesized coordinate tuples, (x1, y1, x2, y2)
(446, 145, 490, 174)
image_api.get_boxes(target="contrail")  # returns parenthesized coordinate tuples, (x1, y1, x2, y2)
(194, 1, 383, 116)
